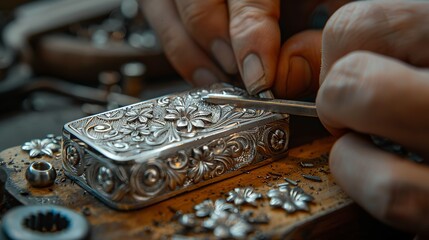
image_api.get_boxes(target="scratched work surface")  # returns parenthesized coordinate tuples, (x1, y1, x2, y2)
(0, 137, 360, 239)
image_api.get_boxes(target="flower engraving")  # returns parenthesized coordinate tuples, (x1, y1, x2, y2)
(66, 145, 80, 166)
(164, 98, 211, 133)
(146, 120, 181, 145)
(226, 187, 262, 206)
(22, 138, 60, 158)
(267, 185, 314, 213)
(270, 129, 287, 151)
(202, 212, 253, 239)
(188, 146, 216, 183)
(125, 104, 153, 123)
(119, 123, 150, 141)
(97, 166, 114, 193)
(194, 199, 238, 218)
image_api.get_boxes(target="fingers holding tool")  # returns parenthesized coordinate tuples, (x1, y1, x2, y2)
(316, 1, 429, 235)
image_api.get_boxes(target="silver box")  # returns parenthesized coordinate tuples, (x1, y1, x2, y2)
(62, 84, 289, 210)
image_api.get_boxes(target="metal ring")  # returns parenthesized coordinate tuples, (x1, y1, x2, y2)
(25, 161, 57, 188)
(1, 205, 90, 240)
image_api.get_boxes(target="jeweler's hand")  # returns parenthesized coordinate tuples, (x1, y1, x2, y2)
(140, 0, 324, 97)
(316, 1, 429, 235)
(140, 0, 280, 91)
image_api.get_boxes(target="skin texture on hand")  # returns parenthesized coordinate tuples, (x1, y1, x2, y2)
(316, 1, 429, 236)
(141, 0, 325, 97)
(141, 0, 281, 94)
(274, 30, 321, 99)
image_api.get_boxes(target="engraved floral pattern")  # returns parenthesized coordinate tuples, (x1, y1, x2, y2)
(188, 146, 216, 183)
(67, 84, 276, 156)
(147, 120, 181, 145)
(202, 212, 253, 239)
(270, 129, 286, 151)
(226, 187, 262, 206)
(97, 166, 114, 193)
(63, 84, 290, 210)
(194, 199, 238, 218)
(267, 185, 314, 213)
(65, 145, 80, 166)
(125, 104, 154, 123)
(119, 123, 150, 142)
(164, 98, 212, 133)
(22, 138, 60, 158)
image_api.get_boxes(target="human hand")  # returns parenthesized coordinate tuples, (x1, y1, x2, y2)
(141, 0, 330, 98)
(316, 1, 429, 235)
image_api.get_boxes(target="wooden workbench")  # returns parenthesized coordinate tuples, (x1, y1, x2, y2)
(0, 136, 355, 239)
(0, 115, 412, 239)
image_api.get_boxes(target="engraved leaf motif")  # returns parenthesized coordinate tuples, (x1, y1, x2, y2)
(146, 120, 181, 145)
(125, 104, 154, 123)
(119, 123, 151, 142)
(271, 129, 286, 151)
(267, 186, 314, 213)
(226, 187, 262, 206)
(164, 152, 188, 190)
(194, 199, 238, 218)
(202, 212, 253, 239)
(22, 138, 60, 158)
(188, 146, 216, 183)
(67, 84, 276, 157)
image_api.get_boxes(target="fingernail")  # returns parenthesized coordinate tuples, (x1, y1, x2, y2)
(211, 39, 238, 74)
(243, 53, 266, 95)
(192, 68, 219, 86)
(286, 56, 312, 98)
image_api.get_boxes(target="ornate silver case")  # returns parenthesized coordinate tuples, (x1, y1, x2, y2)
(62, 84, 289, 210)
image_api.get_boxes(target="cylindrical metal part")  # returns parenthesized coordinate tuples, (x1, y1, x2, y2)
(25, 161, 57, 188)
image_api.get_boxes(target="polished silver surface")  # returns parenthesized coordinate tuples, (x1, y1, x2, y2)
(62, 84, 290, 209)
(202, 94, 318, 118)
(202, 212, 253, 239)
(226, 187, 262, 206)
(194, 199, 238, 218)
(21, 135, 61, 158)
(267, 185, 314, 213)
(1, 205, 89, 240)
(302, 174, 322, 182)
(283, 177, 298, 186)
(25, 161, 57, 188)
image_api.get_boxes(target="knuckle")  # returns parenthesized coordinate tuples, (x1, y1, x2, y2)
(158, 25, 183, 65)
(381, 181, 429, 230)
(180, 2, 210, 28)
(229, 8, 273, 39)
(378, 178, 412, 223)
(230, 9, 262, 37)
(318, 52, 365, 106)
(367, 171, 397, 221)
(317, 51, 380, 123)
(323, 2, 383, 48)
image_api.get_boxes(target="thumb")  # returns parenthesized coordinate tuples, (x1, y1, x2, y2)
(228, 0, 281, 95)
(273, 30, 322, 99)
